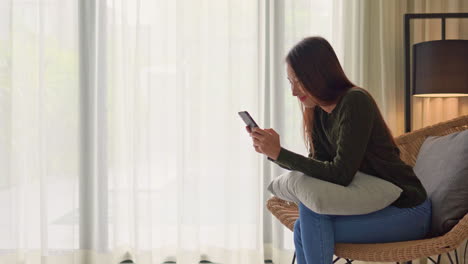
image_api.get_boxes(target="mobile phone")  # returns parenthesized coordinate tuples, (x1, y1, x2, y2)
(238, 111, 259, 129)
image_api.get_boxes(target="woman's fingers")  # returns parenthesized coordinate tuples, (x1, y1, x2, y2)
(253, 127, 274, 137)
(254, 145, 262, 153)
(265, 128, 277, 135)
(252, 127, 265, 134)
(248, 128, 279, 159)
(251, 133, 263, 140)
(251, 128, 266, 139)
(252, 134, 263, 141)
(249, 127, 275, 155)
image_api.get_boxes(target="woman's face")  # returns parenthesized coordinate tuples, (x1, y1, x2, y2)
(286, 64, 317, 108)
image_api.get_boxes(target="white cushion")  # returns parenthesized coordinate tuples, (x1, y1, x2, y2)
(267, 171, 403, 215)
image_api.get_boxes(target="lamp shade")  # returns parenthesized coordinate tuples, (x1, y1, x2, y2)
(413, 40, 468, 97)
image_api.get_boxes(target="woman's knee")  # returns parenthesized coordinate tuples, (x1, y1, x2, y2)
(299, 202, 331, 220)
(294, 218, 301, 233)
(294, 219, 301, 241)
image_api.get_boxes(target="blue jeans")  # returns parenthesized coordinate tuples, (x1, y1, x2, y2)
(293, 199, 432, 264)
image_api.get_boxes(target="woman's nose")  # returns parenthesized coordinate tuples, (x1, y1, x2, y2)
(291, 87, 299, 97)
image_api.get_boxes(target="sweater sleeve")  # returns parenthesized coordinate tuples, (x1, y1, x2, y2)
(269, 91, 375, 186)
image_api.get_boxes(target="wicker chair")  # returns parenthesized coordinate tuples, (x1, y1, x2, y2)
(266, 115, 468, 264)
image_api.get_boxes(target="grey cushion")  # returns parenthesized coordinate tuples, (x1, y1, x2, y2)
(414, 130, 468, 236)
(267, 171, 402, 215)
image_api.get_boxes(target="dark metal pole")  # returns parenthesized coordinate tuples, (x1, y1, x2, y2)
(454, 249, 459, 264)
(446, 252, 456, 264)
(404, 14, 411, 132)
(442, 18, 446, 40)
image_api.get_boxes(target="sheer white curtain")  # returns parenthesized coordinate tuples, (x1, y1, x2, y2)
(2, 0, 264, 263)
(0, 0, 80, 263)
(99, 0, 263, 263)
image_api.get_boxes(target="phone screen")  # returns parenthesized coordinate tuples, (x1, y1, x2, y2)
(238, 111, 259, 129)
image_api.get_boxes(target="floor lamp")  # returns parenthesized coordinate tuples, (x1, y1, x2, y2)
(404, 13, 468, 132)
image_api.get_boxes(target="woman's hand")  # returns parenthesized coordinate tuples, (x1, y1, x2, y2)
(246, 126, 281, 160)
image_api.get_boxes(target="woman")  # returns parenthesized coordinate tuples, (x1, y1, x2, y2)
(246, 37, 431, 264)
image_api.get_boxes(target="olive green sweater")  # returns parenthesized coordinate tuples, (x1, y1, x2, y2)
(269, 88, 427, 208)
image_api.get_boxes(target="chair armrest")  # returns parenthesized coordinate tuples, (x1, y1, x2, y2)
(442, 213, 468, 247)
(266, 196, 299, 232)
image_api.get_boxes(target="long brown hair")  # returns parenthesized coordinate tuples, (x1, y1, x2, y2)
(286, 36, 354, 154)
(286, 36, 396, 155)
